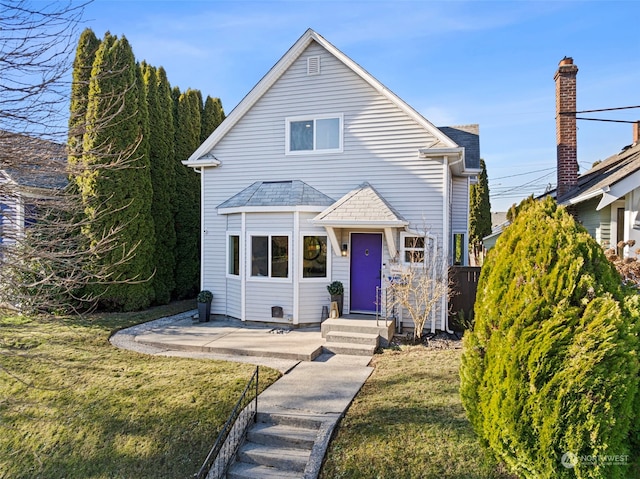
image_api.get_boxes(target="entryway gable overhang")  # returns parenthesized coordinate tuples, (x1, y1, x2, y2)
(310, 182, 409, 257)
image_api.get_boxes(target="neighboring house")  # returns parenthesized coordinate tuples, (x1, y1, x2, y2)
(485, 58, 640, 257)
(483, 212, 509, 251)
(550, 58, 640, 257)
(0, 131, 66, 244)
(184, 29, 480, 332)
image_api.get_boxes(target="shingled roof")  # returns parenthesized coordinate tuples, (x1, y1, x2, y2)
(217, 180, 335, 210)
(438, 125, 481, 171)
(0, 130, 67, 190)
(552, 141, 640, 209)
(312, 182, 408, 226)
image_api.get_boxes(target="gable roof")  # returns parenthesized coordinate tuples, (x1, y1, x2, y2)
(554, 141, 640, 210)
(438, 125, 481, 172)
(185, 29, 461, 167)
(0, 130, 67, 190)
(217, 180, 334, 212)
(312, 182, 408, 227)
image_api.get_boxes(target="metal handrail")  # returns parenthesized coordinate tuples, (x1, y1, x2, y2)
(194, 366, 259, 479)
(375, 286, 391, 327)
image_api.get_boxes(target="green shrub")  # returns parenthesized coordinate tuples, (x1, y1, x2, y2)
(460, 197, 640, 479)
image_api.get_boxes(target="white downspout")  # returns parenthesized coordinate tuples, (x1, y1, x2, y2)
(241, 212, 246, 321)
(442, 157, 454, 334)
(293, 211, 300, 325)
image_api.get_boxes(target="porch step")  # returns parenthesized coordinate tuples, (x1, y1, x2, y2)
(226, 413, 318, 479)
(227, 462, 301, 479)
(323, 341, 377, 356)
(325, 331, 379, 346)
(321, 317, 395, 348)
(247, 422, 317, 449)
(237, 442, 310, 471)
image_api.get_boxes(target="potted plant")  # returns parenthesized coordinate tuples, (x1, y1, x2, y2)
(197, 290, 213, 322)
(327, 281, 344, 317)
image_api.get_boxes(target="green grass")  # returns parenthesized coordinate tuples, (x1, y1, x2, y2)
(0, 301, 280, 478)
(320, 346, 514, 479)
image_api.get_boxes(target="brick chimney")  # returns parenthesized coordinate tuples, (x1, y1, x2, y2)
(555, 57, 579, 199)
(633, 121, 639, 144)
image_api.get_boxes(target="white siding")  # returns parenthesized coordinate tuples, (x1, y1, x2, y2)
(199, 40, 461, 324)
(451, 177, 469, 232)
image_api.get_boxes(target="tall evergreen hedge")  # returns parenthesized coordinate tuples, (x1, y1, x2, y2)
(142, 63, 176, 304)
(469, 159, 491, 262)
(201, 95, 225, 142)
(172, 89, 202, 299)
(460, 197, 640, 479)
(68, 28, 100, 167)
(78, 33, 156, 311)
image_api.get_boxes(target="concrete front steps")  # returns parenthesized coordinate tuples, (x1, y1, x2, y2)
(321, 317, 395, 356)
(226, 413, 320, 479)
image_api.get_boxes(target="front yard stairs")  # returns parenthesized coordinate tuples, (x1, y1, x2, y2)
(227, 413, 319, 479)
(320, 317, 395, 356)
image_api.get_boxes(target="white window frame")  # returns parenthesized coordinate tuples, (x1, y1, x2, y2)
(247, 232, 292, 283)
(299, 232, 331, 281)
(226, 231, 241, 279)
(400, 231, 429, 266)
(285, 114, 343, 155)
(452, 231, 467, 266)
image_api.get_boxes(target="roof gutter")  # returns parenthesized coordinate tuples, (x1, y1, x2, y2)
(560, 187, 607, 207)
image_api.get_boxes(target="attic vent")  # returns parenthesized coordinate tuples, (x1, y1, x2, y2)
(307, 56, 320, 75)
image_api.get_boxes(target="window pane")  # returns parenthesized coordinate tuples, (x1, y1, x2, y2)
(454, 233, 464, 265)
(405, 250, 425, 264)
(302, 235, 327, 278)
(316, 118, 339, 149)
(229, 235, 240, 275)
(251, 236, 268, 277)
(271, 236, 289, 278)
(290, 120, 313, 151)
(404, 236, 425, 249)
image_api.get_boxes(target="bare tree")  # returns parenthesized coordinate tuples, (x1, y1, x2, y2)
(0, 1, 143, 313)
(605, 240, 640, 290)
(385, 232, 450, 341)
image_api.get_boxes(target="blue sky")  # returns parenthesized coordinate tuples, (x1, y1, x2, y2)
(81, 0, 640, 212)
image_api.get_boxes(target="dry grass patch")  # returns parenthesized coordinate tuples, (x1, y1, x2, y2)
(320, 346, 513, 479)
(0, 302, 280, 478)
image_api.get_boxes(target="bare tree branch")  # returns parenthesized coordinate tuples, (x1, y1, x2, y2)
(0, 1, 153, 314)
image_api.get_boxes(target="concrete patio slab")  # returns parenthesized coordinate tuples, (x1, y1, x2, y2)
(133, 316, 326, 361)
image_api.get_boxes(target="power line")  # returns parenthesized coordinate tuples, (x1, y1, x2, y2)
(491, 166, 555, 181)
(564, 105, 640, 114)
(491, 171, 555, 198)
(576, 117, 638, 124)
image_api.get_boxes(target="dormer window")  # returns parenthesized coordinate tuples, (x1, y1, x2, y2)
(285, 114, 343, 155)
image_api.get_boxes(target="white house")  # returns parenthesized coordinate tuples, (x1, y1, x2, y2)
(184, 29, 480, 332)
(0, 131, 66, 245)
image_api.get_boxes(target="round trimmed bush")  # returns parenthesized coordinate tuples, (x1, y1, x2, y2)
(460, 197, 639, 479)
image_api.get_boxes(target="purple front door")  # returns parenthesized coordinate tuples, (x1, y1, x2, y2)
(350, 233, 383, 313)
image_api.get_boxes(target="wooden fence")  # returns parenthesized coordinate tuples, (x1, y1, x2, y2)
(449, 266, 481, 332)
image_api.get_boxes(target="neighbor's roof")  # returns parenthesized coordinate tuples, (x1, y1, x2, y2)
(312, 182, 408, 227)
(185, 28, 466, 167)
(217, 180, 334, 211)
(0, 130, 67, 190)
(553, 141, 640, 210)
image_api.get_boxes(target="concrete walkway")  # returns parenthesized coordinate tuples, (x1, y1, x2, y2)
(110, 311, 374, 478)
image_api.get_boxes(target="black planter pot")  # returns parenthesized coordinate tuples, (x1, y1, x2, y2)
(198, 301, 211, 322)
(330, 294, 343, 317)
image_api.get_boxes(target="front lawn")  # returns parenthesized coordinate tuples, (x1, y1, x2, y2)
(320, 346, 513, 479)
(0, 302, 280, 478)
